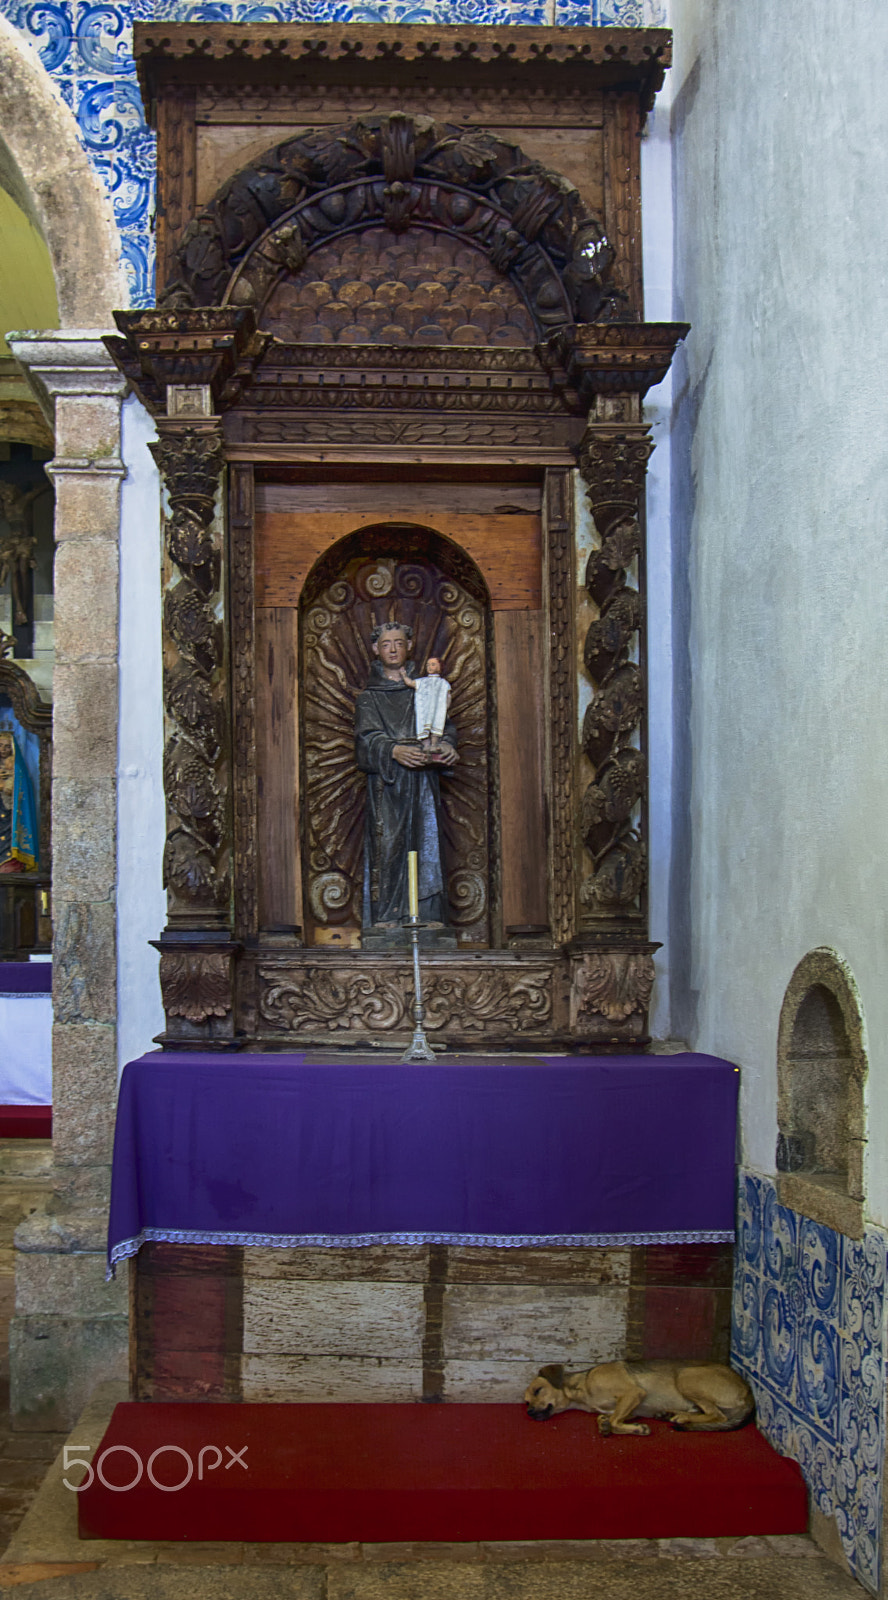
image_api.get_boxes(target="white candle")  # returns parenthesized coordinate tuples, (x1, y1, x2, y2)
(407, 851, 419, 918)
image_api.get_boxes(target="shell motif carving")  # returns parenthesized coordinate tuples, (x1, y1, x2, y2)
(162, 115, 620, 344)
(572, 951, 655, 1027)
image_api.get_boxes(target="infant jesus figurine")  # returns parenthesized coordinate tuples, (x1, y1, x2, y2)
(400, 657, 452, 758)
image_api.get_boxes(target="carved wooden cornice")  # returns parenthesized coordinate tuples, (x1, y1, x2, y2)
(540, 322, 690, 403)
(135, 25, 671, 116)
(105, 309, 268, 416)
(239, 343, 581, 418)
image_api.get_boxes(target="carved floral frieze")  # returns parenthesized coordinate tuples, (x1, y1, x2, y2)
(258, 962, 552, 1038)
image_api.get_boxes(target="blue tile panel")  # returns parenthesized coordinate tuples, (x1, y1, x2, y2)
(733, 1172, 887, 1595)
(0, 0, 665, 308)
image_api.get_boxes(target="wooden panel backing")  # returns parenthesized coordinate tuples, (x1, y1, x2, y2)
(195, 120, 605, 220)
(132, 1243, 243, 1401)
(255, 606, 301, 932)
(155, 88, 196, 295)
(255, 481, 541, 611)
(494, 610, 548, 932)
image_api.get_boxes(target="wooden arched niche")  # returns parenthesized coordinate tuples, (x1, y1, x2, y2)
(255, 506, 549, 955)
(297, 526, 492, 949)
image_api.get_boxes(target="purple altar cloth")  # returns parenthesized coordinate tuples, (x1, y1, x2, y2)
(0, 961, 51, 994)
(108, 1052, 738, 1272)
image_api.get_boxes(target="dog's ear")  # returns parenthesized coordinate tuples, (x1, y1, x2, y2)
(538, 1364, 565, 1388)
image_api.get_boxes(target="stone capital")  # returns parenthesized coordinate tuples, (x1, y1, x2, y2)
(6, 330, 127, 426)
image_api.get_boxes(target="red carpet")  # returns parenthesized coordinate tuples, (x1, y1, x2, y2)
(0, 1105, 51, 1138)
(78, 1404, 807, 1544)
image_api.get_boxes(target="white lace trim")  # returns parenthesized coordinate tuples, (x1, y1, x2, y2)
(107, 1227, 734, 1279)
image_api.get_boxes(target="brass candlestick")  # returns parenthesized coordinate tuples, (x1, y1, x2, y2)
(401, 850, 436, 1064)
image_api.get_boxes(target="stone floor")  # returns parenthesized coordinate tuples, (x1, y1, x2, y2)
(0, 1138, 871, 1598)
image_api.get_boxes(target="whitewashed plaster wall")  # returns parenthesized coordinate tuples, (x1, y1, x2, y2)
(117, 394, 165, 1070)
(670, 0, 888, 1218)
(641, 64, 675, 1039)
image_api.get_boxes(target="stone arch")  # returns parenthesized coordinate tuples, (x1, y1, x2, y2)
(162, 114, 619, 340)
(0, 13, 125, 328)
(776, 947, 867, 1237)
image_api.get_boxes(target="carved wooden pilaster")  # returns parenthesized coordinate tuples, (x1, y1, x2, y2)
(576, 398, 653, 934)
(155, 86, 196, 296)
(602, 93, 643, 317)
(543, 469, 576, 947)
(230, 464, 258, 943)
(152, 412, 231, 932)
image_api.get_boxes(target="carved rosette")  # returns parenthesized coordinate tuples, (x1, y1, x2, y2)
(151, 421, 230, 929)
(576, 420, 653, 926)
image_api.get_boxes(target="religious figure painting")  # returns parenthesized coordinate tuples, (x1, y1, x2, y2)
(355, 622, 457, 934)
(300, 534, 490, 948)
(0, 727, 37, 874)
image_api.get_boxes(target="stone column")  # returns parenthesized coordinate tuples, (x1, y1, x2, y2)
(6, 332, 128, 1428)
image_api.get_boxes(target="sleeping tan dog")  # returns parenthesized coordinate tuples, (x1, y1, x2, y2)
(524, 1360, 754, 1435)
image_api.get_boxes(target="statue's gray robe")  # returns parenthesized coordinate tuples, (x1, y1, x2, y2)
(354, 660, 455, 928)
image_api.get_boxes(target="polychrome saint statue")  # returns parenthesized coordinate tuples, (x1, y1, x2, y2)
(354, 621, 457, 931)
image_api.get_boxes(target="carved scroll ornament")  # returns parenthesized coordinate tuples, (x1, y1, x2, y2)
(259, 963, 552, 1038)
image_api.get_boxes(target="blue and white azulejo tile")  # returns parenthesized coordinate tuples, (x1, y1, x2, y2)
(732, 1171, 887, 1596)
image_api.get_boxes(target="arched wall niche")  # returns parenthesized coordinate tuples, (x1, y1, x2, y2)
(776, 947, 867, 1238)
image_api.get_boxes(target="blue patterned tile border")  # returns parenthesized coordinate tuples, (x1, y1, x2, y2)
(1, 0, 665, 308)
(733, 1172, 887, 1595)
(555, 0, 665, 22)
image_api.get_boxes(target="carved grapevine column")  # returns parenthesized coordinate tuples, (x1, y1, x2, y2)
(571, 395, 657, 1046)
(151, 406, 238, 1043)
(152, 415, 228, 926)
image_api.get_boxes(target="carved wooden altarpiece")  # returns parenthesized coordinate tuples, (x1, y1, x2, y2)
(107, 22, 687, 1052)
